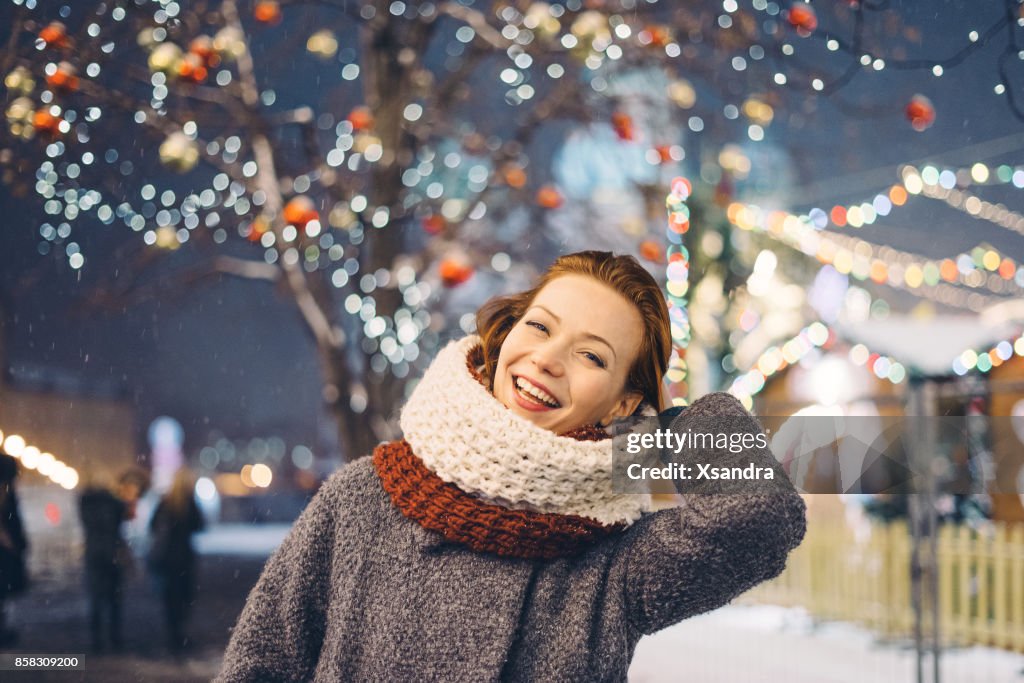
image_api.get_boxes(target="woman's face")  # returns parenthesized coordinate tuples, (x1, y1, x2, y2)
(493, 274, 644, 434)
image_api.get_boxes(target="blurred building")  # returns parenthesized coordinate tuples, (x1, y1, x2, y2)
(0, 304, 137, 579)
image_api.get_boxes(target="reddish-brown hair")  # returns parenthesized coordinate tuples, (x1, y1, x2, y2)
(475, 251, 671, 414)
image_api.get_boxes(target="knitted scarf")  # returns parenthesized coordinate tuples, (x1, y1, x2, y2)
(373, 335, 652, 560)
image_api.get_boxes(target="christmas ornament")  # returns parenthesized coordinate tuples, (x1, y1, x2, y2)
(177, 53, 208, 83)
(248, 216, 271, 242)
(5, 97, 35, 138)
(524, 3, 561, 41)
(283, 196, 319, 228)
(254, 1, 283, 24)
(306, 30, 338, 59)
(422, 215, 445, 235)
(32, 109, 62, 138)
(148, 42, 183, 75)
(639, 240, 662, 263)
(352, 133, 382, 155)
(188, 36, 220, 68)
(439, 258, 474, 287)
(155, 226, 180, 249)
(570, 11, 610, 45)
(905, 94, 935, 131)
(45, 61, 79, 93)
(502, 164, 527, 188)
(4, 67, 35, 96)
(536, 185, 563, 209)
(639, 25, 672, 48)
(39, 22, 70, 49)
(159, 131, 200, 173)
(667, 79, 696, 109)
(347, 106, 375, 132)
(787, 4, 818, 36)
(611, 112, 635, 141)
(213, 26, 247, 61)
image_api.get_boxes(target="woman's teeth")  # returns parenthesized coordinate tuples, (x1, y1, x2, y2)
(514, 376, 560, 408)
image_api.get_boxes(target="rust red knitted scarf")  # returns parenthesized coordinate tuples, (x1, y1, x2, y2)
(372, 347, 624, 560)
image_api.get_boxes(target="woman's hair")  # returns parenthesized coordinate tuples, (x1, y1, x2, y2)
(475, 251, 671, 413)
(163, 467, 196, 517)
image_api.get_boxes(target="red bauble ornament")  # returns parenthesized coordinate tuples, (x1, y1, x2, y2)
(32, 109, 62, 137)
(611, 111, 635, 141)
(39, 22, 70, 49)
(189, 36, 220, 68)
(502, 165, 527, 188)
(787, 4, 818, 36)
(254, 1, 282, 24)
(422, 214, 445, 235)
(177, 54, 208, 83)
(905, 94, 935, 131)
(347, 106, 375, 132)
(536, 185, 563, 209)
(46, 62, 79, 93)
(439, 259, 474, 287)
(639, 240, 663, 263)
(642, 25, 671, 48)
(283, 196, 319, 227)
(655, 145, 673, 163)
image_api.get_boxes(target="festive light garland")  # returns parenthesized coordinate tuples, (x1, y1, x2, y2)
(664, 176, 692, 407)
(728, 323, 910, 409)
(726, 203, 1023, 302)
(952, 332, 1024, 376)
(0, 429, 79, 490)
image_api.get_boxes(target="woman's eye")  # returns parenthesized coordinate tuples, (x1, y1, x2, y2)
(584, 352, 606, 368)
(526, 321, 548, 334)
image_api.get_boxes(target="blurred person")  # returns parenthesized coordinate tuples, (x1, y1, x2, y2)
(78, 468, 149, 653)
(148, 467, 204, 655)
(217, 251, 807, 681)
(0, 452, 28, 648)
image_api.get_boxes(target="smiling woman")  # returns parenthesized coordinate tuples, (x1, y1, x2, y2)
(217, 251, 806, 682)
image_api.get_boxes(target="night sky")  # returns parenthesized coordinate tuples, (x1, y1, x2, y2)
(1, 0, 1022, 460)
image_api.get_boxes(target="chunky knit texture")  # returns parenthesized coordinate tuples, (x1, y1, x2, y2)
(217, 386, 807, 682)
(373, 438, 622, 559)
(401, 335, 650, 525)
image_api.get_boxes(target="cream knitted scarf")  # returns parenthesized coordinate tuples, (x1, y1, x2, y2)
(399, 335, 651, 526)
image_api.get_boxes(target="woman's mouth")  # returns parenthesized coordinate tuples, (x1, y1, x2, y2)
(512, 375, 561, 412)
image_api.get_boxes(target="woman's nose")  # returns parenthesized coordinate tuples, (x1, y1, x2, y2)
(532, 345, 565, 376)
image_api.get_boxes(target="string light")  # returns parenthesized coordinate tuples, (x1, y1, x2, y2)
(664, 177, 692, 407)
(0, 429, 79, 490)
(726, 202, 1023, 300)
(728, 324, 909, 409)
(952, 332, 1024, 376)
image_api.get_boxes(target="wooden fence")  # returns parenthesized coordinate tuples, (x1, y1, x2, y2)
(743, 516, 1024, 652)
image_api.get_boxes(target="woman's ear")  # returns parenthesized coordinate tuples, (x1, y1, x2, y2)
(601, 391, 644, 425)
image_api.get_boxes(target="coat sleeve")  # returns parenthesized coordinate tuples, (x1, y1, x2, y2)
(621, 392, 807, 635)
(216, 478, 340, 683)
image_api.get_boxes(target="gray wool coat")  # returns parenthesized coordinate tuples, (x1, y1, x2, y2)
(216, 393, 807, 682)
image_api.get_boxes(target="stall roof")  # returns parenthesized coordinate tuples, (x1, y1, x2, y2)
(835, 316, 1021, 376)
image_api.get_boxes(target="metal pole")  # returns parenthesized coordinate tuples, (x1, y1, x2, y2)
(908, 378, 925, 683)
(923, 380, 941, 683)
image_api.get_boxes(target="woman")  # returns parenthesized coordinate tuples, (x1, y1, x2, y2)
(149, 467, 205, 654)
(217, 251, 806, 681)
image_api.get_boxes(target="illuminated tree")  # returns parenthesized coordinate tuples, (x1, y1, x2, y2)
(3, 0, 1018, 459)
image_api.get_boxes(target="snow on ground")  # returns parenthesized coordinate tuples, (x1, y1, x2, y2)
(629, 604, 1024, 683)
(193, 523, 291, 557)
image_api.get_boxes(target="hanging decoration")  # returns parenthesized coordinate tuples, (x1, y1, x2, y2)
(664, 176, 692, 406)
(905, 94, 936, 131)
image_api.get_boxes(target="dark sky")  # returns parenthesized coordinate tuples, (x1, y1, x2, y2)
(1, 0, 1022, 460)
